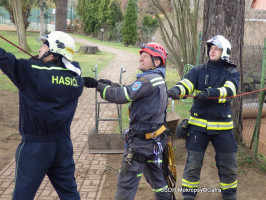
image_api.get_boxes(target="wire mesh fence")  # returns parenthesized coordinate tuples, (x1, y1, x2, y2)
(241, 45, 266, 155)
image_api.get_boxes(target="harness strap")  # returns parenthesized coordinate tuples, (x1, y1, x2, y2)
(145, 125, 166, 139)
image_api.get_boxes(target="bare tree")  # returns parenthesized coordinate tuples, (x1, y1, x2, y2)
(201, 0, 245, 143)
(149, 0, 201, 76)
(55, 0, 68, 32)
(0, 0, 37, 31)
(11, 0, 30, 51)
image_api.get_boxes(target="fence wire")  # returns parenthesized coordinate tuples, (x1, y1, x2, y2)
(242, 46, 265, 154)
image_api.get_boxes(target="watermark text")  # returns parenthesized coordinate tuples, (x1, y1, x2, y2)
(162, 187, 221, 193)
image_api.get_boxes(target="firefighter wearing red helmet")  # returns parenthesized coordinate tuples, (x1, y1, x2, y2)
(83, 43, 174, 199)
(139, 42, 168, 66)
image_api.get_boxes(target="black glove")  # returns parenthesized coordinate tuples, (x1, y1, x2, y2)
(195, 91, 209, 101)
(176, 119, 189, 139)
(168, 89, 181, 100)
(98, 79, 112, 85)
(82, 77, 98, 88)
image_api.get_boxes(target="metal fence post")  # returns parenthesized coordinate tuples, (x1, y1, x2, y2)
(196, 31, 202, 66)
(252, 38, 266, 160)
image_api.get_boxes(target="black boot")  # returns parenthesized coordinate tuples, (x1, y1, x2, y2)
(183, 196, 195, 200)
(222, 196, 237, 200)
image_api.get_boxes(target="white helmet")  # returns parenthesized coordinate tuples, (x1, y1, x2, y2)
(36, 31, 75, 61)
(206, 35, 231, 60)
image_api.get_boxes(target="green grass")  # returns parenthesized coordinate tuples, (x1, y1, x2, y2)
(237, 145, 266, 173)
(0, 31, 40, 92)
(74, 51, 114, 77)
(0, 31, 115, 91)
(0, 31, 40, 58)
(72, 33, 139, 55)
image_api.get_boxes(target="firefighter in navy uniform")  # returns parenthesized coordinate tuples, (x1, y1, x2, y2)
(0, 31, 83, 200)
(83, 43, 173, 200)
(168, 35, 240, 200)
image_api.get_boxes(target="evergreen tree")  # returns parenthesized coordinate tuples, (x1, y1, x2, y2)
(106, 1, 123, 41)
(121, 0, 138, 46)
(98, 0, 110, 26)
(77, 0, 100, 34)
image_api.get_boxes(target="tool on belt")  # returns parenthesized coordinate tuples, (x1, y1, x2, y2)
(153, 141, 164, 168)
(120, 147, 135, 175)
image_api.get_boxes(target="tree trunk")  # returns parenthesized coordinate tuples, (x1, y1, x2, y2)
(40, 0, 45, 35)
(11, 0, 30, 51)
(55, 0, 68, 32)
(201, 0, 245, 143)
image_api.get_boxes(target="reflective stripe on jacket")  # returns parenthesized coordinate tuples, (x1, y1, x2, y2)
(170, 60, 240, 133)
(97, 73, 168, 132)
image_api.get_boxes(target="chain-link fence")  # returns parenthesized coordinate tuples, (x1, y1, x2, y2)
(242, 45, 266, 155)
(0, 6, 78, 32)
(0, 6, 55, 32)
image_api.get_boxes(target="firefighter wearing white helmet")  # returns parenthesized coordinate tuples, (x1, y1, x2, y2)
(0, 31, 83, 199)
(206, 35, 231, 60)
(168, 35, 240, 200)
(37, 31, 75, 61)
(36, 31, 81, 75)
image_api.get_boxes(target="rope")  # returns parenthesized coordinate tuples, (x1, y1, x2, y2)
(179, 88, 266, 99)
(163, 143, 176, 199)
(0, 34, 35, 58)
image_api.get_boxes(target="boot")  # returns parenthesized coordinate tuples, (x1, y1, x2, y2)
(183, 196, 195, 200)
(222, 196, 237, 200)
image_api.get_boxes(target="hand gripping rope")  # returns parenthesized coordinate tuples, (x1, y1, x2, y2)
(179, 88, 266, 99)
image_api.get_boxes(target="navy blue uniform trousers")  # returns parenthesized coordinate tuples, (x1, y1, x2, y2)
(12, 138, 80, 200)
(182, 128, 237, 199)
(115, 133, 172, 200)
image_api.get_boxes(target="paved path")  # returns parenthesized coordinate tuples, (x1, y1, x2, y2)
(0, 37, 139, 199)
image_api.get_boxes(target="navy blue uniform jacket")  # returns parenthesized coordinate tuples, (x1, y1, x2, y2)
(0, 48, 83, 141)
(171, 60, 240, 134)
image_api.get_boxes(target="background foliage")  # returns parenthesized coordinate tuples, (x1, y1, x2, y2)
(121, 0, 138, 46)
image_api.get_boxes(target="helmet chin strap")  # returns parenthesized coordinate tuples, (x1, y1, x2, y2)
(38, 51, 51, 61)
(151, 56, 157, 70)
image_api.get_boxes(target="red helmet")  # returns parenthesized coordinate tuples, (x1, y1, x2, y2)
(139, 42, 168, 65)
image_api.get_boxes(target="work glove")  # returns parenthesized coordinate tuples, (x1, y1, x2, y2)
(82, 77, 98, 88)
(168, 89, 181, 100)
(99, 79, 122, 87)
(98, 79, 112, 85)
(176, 119, 189, 139)
(195, 91, 209, 101)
